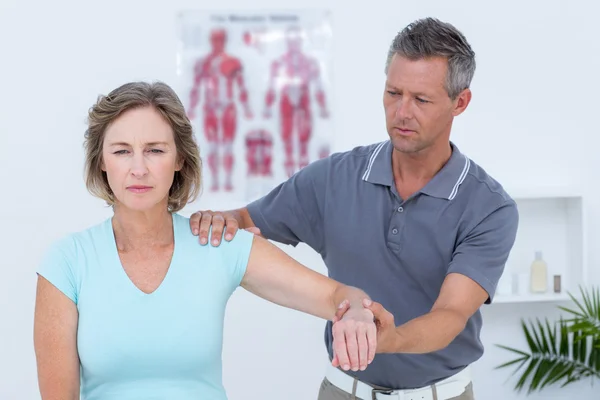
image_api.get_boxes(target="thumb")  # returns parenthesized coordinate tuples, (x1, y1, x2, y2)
(364, 299, 384, 319)
(332, 299, 350, 323)
(245, 227, 262, 236)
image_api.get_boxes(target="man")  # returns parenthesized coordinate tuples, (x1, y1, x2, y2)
(189, 17, 519, 400)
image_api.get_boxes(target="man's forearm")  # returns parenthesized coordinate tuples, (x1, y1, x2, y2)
(390, 309, 467, 353)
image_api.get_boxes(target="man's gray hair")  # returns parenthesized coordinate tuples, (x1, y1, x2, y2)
(385, 18, 476, 99)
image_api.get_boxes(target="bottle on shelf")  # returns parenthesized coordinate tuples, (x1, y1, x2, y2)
(553, 275, 562, 293)
(530, 251, 548, 293)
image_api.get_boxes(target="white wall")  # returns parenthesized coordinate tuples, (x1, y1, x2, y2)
(1, 0, 599, 399)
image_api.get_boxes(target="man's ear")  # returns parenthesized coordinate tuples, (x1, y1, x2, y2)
(452, 88, 472, 117)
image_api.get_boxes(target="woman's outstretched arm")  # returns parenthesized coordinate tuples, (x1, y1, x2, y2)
(241, 235, 377, 371)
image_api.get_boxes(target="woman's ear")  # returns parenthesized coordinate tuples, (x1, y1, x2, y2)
(175, 157, 184, 172)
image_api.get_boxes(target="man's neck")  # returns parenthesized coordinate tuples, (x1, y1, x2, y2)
(111, 204, 173, 252)
(392, 142, 452, 190)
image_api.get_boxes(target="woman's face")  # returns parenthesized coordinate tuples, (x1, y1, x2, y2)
(101, 106, 182, 212)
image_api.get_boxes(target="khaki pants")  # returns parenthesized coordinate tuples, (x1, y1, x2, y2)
(317, 377, 474, 400)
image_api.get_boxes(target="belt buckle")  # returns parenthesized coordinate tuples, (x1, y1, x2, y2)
(371, 388, 396, 400)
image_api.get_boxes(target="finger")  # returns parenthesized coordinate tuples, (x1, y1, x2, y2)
(344, 323, 360, 371)
(332, 300, 350, 323)
(189, 211, 201, 235)
(331, 352, 339, 367)
(210, 214, 225, 246)
(223, 217, 240, 241)
(198, 212, 213, 245)
(371, 306, 393, 330)
(356, 324, 368, 371)
(332, 323, 350, 371)
(367, 322, 377, 362)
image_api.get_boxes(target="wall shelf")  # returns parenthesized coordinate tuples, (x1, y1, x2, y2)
(491, 186, 588, 304)
(493, 292, 572, 304)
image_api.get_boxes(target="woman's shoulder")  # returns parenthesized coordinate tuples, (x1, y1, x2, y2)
(43, 218, 112, 261)
(37, 218, 112, 303)
(173, 213, 254, 246)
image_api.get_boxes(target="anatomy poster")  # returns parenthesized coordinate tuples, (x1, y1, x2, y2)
(176, 10, 333, 204)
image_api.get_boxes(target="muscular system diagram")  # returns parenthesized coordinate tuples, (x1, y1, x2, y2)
(180, 11, 333, 199)
(188, 28, 253, 192)
(262, 26, 329, 178)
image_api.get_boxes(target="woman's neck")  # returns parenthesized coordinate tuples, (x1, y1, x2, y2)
(111, 205, 174, 252)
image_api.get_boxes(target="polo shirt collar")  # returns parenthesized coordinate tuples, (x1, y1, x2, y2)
(361, 140, 470, 200)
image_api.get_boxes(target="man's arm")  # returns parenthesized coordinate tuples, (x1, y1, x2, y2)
(364, 273, 488, 353)
(345, 201, 519, 354)
(190, 156, 330, 250)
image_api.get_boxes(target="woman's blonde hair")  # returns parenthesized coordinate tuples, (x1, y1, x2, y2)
(83, 81, 202, 212)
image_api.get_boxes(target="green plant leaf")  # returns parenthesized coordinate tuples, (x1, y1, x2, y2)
(545, 319, 557, 355)
(541, 361, 570, 387)
(522, 319, 539, 353)
(495, 286, 600, 393)
(516, 356, 540, 392)
(495, 344, 531, 359)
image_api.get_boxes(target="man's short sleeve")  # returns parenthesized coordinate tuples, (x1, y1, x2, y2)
(447, 201, 519, 304)
(246, 157, 328, 253)
(36, 237, 78, 304)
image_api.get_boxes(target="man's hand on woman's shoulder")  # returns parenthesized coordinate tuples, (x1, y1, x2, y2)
(189, 210, 261, 246)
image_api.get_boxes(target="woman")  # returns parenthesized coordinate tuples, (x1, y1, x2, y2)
(33, 81, 376, 400)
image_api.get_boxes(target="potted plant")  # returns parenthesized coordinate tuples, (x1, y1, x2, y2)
(495, 286, 600, 393)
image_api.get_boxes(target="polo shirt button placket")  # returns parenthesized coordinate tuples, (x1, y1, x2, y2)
(391, 206, 403, 236)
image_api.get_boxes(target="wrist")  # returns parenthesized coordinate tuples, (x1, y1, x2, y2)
(347, 297, 368, 310)
(331, 288, 371, 321)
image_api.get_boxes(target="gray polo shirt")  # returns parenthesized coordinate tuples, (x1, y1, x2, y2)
(247, 140, 519, 389)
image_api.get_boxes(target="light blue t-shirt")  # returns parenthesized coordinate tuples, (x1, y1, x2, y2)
(37, 212, 254, 400)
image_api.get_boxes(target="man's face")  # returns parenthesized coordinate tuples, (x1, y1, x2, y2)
(383, 54, 471, 154)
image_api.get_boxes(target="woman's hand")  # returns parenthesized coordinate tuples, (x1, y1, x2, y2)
(330, 300, 377, 372)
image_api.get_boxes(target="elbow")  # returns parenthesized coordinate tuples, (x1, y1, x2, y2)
(38, 385, 79, 400)
(433, 309, 469, 351)
(443, 312, 469, 349)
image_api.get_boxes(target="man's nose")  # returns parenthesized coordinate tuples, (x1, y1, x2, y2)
(395, 98, 412, 120)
